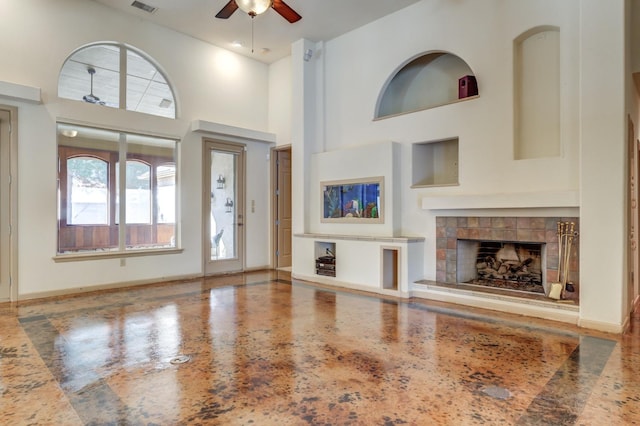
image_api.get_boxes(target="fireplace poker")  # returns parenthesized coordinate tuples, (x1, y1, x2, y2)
(548, 221, 566, 300)
(563, 222, 577, 293)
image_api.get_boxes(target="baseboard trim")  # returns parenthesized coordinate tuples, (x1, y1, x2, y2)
(291, 273, 410, 299)
(17, 273, 203, 302)
(245, 265, 271, 272)
(577, 318, 624, 334)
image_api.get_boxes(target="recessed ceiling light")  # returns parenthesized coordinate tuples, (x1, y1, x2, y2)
(61, 129, 78, 138)
(231, 40, 244, 48)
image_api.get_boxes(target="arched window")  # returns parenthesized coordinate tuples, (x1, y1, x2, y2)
(58, 43, 176, 119)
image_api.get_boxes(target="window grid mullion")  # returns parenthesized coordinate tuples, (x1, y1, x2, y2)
(119, 45, 127, 110)
(118, 133, 127, 251)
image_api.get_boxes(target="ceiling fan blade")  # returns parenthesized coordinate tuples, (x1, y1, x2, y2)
(272, 0, 301, 23)
(215, 0, 238, 19)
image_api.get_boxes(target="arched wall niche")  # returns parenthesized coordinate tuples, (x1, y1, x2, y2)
(375, 50, 477, 120)
(513, 26, 560, 160)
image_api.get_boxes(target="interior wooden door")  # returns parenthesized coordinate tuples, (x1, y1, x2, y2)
(628, 116, 638, 310)
(0, 109, 11, 301)
(276, 148, 292, 268)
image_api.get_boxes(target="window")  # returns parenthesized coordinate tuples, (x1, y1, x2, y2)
(57, 123, 178, 254)
(67, 156, 109, 225)
(58, 43, 176, 119)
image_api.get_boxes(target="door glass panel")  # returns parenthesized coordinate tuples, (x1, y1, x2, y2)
(210, 151, 236, 260)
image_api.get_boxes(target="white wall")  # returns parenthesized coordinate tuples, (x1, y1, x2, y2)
(268, 56, 292, 146)
(309, 141, 400, 236)
(320, 0, 580, 240)
(578, 0, 627, 330)
(291, 0, 630, 331)
(0, 0, 272, 296)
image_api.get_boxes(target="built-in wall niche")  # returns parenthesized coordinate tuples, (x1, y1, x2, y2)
(381, 247, 399, 290)
(315, 241, 336, 277)
(411, 138, 459, 187)
(375, 52, 478, 120)
(514, 26, 560, 160)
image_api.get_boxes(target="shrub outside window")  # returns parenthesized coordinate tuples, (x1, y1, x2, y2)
(57, 123, 178, 254)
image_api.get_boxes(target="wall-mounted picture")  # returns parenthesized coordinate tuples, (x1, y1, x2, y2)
(321, 177, 384, 223)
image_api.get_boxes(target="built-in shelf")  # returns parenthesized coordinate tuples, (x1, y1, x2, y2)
(412, 137, 459, 187)
(315, 241, 336, 277)
(376, 52, 478, 119)
(191, 120, 276, 144)
(421, 191, 580, 210)
(293, 234, 425, 297)
(0, 80, 41, 104)
(373, 95, 479, 121)
(295, 233, 424, 243)
(382, 248, 399, 290)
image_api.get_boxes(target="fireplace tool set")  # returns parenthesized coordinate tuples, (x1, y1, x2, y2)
(548, 221, 578, 300)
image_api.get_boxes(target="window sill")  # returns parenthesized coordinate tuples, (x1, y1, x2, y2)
(53, 247, 183, 263)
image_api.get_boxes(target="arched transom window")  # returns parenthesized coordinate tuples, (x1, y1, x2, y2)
(58, 43, 176, 119)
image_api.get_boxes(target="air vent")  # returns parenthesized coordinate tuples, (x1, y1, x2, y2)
(131, 1, 157, 14)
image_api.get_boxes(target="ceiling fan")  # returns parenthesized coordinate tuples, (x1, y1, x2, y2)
(82, 67, 106, 106)
(215, 0, 302, 23)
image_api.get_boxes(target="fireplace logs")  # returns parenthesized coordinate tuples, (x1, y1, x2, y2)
(477, 255, 540, 284)
(469, 242, 544, 293)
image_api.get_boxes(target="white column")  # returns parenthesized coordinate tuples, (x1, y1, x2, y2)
(578, 0, 627, 331)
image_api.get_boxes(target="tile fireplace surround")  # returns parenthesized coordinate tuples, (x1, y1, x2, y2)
(436, 216, 580, 292)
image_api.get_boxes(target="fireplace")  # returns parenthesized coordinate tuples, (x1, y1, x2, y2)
(436, 216, 579, 295)
(457, 240, 545, 294)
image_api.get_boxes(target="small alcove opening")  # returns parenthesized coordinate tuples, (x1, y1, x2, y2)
(381, 247, 399, 290)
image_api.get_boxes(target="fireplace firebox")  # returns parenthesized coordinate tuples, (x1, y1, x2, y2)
(457, 240, 545, 294)
(435, 216, 579, 296)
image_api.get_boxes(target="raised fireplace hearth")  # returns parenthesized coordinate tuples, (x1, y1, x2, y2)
(436, 216, 579, 295)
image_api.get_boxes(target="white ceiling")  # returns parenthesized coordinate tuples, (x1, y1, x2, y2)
(91, 0, 422, 64)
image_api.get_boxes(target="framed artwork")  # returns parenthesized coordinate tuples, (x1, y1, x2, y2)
(321, 176, 384, 223)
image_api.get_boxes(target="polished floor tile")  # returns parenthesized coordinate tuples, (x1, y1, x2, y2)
(0, 270, 637, 425)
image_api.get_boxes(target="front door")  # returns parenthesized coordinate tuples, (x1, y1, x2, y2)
(204, 139, 245, 275)
(0, 109, 12, 301)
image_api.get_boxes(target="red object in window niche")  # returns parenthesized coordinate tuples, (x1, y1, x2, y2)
(458, 75, 478, 99)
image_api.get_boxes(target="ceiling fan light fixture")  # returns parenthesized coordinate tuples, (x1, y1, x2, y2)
(236, 0, 272, 16)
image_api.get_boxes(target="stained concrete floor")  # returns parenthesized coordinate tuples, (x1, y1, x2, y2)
(0, 270, 638, 425)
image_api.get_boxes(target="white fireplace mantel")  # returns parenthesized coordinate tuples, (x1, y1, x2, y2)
(421, 191, 579, 210)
